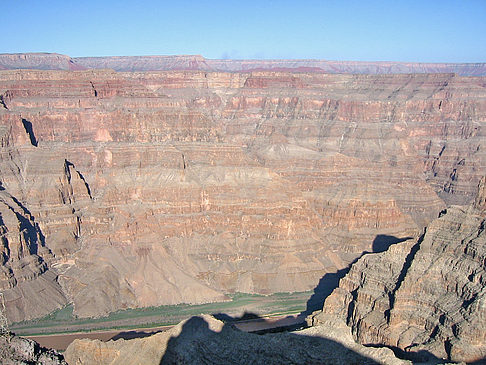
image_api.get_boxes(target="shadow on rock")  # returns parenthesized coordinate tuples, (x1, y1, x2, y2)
(213, 311, 261, 322)
(365, 344, 447, 364)
(372, 235, 412, 253)
(160, 315, 381, 364)
(302, 235, 413, 316)
(212, 311, 306, 334)
(110, 329, 161, 341)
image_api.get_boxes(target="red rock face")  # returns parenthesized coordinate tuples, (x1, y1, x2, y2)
(0, 69, 484, 320)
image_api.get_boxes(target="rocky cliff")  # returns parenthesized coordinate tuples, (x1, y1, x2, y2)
(317, 177, 486, 363)
(0, 68, 484, 321)
(0, 333, 66, 364)
(64, 314, 407, 365)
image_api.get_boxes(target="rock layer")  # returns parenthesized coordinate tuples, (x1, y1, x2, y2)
(0, 68, 484, 320)
(317, 178, 486, 363)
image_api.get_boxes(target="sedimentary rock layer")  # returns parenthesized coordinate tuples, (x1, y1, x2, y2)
(318, 178, 486, 363)
(0, 68, 484, 320)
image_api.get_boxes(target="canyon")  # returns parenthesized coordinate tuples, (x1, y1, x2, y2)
(0, 54, 484, 331)
(58, 178, 486, 364)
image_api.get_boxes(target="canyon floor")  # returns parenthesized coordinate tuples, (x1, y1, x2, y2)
(11, 291, 309, 335)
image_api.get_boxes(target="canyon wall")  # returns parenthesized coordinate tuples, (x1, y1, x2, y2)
(317, 178, 486, 363)
(0, 68, 484, 321)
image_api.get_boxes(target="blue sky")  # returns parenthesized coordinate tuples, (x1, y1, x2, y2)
(2, 0, 485, 62)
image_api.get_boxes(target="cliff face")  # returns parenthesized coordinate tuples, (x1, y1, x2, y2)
(0, 69, 484, 320)
(318, 178, 486, 363)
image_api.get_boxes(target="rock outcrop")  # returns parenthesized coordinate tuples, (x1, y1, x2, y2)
(0, 172, 67, 322)
(64, 314, 407, 365)
(0, 333, 66, 364)
(317, 178, 486, 363)
(0, 67, 484, 320)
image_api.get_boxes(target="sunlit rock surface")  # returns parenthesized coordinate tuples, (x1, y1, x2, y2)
(318, 177, 486, 363)
(64, 314, 408, 365)
(0, 68, 484, 320)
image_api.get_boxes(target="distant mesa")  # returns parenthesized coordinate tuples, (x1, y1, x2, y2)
(0, 52, 87, 71)
(1, 52, 486, 75)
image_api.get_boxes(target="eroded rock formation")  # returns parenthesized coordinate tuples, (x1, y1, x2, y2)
(0, 67, 484, 320)
(317, 177, 486, 363)
(64, 314, 407, 365)
(0, 333, 66, 364)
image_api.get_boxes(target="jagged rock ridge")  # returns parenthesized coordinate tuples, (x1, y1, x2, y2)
(317, 177, 486, 363)
(64, 314, 408, 365)
(0, 333, 66, 364)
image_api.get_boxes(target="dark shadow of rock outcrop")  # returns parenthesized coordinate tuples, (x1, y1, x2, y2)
(212, 311, 306, 334)
(159, 315, 381, 364)
(110, 329, 161, 341)
(372, 235, 412, 253)
(302, 235, 412, 316)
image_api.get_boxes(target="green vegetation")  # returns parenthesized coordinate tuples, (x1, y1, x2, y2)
(11, 291, 312, 336)
(39, 305, 74, 322)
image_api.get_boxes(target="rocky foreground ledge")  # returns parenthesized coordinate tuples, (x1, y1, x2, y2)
(0, 333, 66, 364)
(63, 314, 407, 365)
